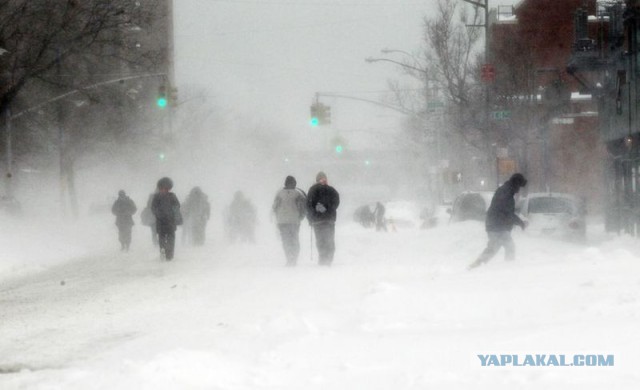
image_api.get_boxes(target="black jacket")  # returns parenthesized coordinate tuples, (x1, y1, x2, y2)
(307, 183, 340, 224)
(112, 196, 137, 228)
(151, 191, 181, 232)
(485, 180, 525, 232)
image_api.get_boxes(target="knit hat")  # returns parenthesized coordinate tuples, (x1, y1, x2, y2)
(284, 175, 296, 189)
(316, 171, 327, 182)
(157, 177, 173, 190)
(509, 173, 527, 188)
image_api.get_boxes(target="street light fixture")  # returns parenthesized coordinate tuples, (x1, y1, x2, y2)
(366, 49, 445, 204)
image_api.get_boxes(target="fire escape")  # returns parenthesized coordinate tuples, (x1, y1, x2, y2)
(568, 1, 640, 235)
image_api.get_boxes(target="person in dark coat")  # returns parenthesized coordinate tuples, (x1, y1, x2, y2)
(307, 171, 340, 266)
(468, 173, 528, 269)
(111, 190, 137, 251)
(182, 186, 211, 246)
(272, 175, 307, 266)
(374, 201, 387, 232)
(151, 177, 182, 260)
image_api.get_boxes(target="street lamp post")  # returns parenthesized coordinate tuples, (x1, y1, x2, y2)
(366, 51, 445, 203)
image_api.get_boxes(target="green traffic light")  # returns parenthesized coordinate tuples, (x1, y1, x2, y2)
(310, 117, 319, 127)
(157, 97, 168, 108)
(159, 152, 166, 161)
(335, 145, 343, 154)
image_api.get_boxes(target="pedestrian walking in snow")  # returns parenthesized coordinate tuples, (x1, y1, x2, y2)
(374, 201, 387, 232)
(111, 190, 137, 251)
(225, 191, 257, 243)
(151, 177, 182, 260)
(468, 173, 528, 269)
(272, 175, 307, 266)
(182, 186, 211, 246)
(307, 171, 340, 266)
(141, 192, 158, 247)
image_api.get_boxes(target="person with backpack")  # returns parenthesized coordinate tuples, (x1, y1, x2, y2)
(151, 177, 182, 260)
(111, 190, 137, 251)
(272, 175, 307, 266)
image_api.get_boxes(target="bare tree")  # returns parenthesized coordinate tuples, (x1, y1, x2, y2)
(0, 0, 166, 215)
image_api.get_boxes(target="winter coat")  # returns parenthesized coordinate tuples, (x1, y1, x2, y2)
(183, 193, 211, 226)
(485, 179, 525, 232)
(228, 197, 256, 228)
(112, 196, 137, 228)
(151, 191, 182, 233)
(273, 188, 306, 225)
(306, 183, 340, 224)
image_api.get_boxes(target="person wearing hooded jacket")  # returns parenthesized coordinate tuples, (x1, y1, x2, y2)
(182, 186, 211, 246)
(468, 173, 528, 269)
(112, 190, 137, 251)
(151, 177, 182, 260)
(307, 171, 340, 266)
(272, 175, 307, 266)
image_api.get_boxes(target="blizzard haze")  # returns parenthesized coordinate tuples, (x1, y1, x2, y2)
(1, 1, 639, 389)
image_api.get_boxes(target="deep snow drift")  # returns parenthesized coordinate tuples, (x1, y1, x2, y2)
(1, 211, 639, 389)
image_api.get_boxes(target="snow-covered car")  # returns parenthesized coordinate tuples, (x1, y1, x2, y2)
(448, 191, 494, 223)
(518, 192, 586, 240)
(384, 200, 423, 229)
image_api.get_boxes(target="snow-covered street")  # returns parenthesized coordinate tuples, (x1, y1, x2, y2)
(1, 215, 639, 389)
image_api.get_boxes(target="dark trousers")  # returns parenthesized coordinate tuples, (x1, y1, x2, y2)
(313, 222, 335, 266)
(278, 224, 301, 265)
(118, 226, 132, 250)
(469, 231, 515, 268)
(158, 230, 176, 260)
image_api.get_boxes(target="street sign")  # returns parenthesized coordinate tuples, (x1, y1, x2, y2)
(481, 63, 496, 83)
(491, 110, 511, 120)
(497, 158, 516, 175)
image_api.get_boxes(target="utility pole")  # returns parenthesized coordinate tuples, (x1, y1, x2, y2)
(461, 0, 494, 186)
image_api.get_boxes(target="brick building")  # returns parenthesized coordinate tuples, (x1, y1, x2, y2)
(489, 0, 605, 212)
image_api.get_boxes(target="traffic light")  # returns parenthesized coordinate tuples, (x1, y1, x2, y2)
(331, 136, 345, 155)
(309, 102, 331, 126)
(169, 87, 178, 107)
(310, 104, 319, 127)
(157, 85, 168, 108)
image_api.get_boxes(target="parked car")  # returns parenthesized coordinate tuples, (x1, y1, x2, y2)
(517, 192, 586, 240)
(448, 191, 494, 223)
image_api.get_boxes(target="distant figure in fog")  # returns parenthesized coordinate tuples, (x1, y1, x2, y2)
(141, 192, 158, 246)
(182, 186, 211, 246)
(272, 176, 307, 266)
(111, 190, 137, 251)
(468, 173, 528, 269)
(225, 191, 257, 243)
(151, 177, 182, 260)
(354, 205, 375, 228)
(374, 201, 387, 232)
(307, 171, 340, 266)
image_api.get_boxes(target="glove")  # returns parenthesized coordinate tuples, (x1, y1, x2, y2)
(315, 203, 327, 213)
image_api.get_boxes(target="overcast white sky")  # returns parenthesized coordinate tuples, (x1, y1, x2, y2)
(174, 0, 521, 150)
